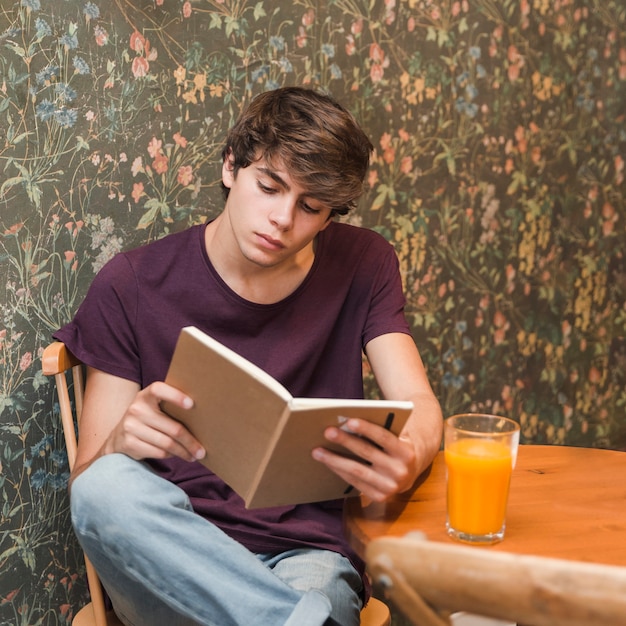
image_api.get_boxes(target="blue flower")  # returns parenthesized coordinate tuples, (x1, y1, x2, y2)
(465, 84, 478, 101)
(455, 320, 467, 333)
(455, 71, 469, 86)
(35, 18, 52, 37)
(54, 108, 78, 128)
(31, 434, 53, 456)
(73, 56, 91, 75)
(269, 35, 285, 51)
(278, 57, 293, 73)
(1, 27, 22, 41)
(83, 1, 100, 19)
(251, 66, 269, 82)
(443, 346, 456, 361)
(321, 43, 335, 59)
(48, 472, 70, 490)
(50, 449, 68, 467)
(455, 97, 478, 118)
(36, 99, 55, 122)
(59, 33, 79, 49)
(21, 0, 41, 10)
(442, 372, 465, 390)
(329, 63, 342, 79)
(55, 83, 77, 102)
(469, 46, 481, 60)
(31, 469, 48, 490)
(35, 65, 59, 85)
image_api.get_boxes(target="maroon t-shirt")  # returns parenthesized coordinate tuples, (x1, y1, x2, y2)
(55, 220, 411, 595)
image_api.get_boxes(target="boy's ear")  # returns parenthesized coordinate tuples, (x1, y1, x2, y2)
(222, 152, 235, 188)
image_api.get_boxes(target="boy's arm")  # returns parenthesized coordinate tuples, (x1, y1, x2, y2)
(70, 367, 206, 487)
(312, 332, 443, 501)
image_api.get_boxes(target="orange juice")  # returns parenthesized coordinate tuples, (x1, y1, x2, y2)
(445, 438, 513, 537)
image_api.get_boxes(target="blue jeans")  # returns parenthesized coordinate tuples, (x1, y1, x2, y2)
(70, 454, 362, 626)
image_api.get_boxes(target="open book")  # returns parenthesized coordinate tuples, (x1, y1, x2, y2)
(161, 326, 413, 509)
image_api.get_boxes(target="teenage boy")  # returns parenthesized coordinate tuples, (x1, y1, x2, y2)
(55, 86, 443, 626)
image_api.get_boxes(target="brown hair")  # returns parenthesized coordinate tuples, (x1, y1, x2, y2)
(222, 86, 373, 216)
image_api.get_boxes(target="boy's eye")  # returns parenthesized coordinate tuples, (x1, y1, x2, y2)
(258, 181, 277, 194)
(301, 201, 322, 215)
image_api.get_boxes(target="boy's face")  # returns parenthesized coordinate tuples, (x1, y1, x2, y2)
(220, 155, 333, 269)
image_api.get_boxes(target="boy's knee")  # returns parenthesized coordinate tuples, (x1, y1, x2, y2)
(70, 454, 141, 533)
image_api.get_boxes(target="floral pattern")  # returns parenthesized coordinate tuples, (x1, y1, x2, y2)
(1, 0, 624, 622)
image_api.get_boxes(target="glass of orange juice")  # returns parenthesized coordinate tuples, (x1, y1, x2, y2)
(444, 414, 520, 544)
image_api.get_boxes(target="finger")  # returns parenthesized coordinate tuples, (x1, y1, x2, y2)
(311, 446, 398, 501)
(323, 423, 394, 468)
(144, 382, 206, 460)
(123, 411, 205, 462)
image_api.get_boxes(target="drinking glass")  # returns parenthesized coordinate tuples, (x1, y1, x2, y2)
(444, 413, 520, 544)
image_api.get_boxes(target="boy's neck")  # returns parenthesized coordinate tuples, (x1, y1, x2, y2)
(204, 218, 317, 305)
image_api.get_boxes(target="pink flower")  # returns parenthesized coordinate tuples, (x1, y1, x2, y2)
(369, 43, 385, 63)
(302, 8, 315, 26)
(152, 154, 169, 174)
(379, 132, 392, 150)
(94, 26, 108, 46)
(183, 1, 192, 17)
(64, 251, 76, 263)
(147, 137, 163, 159)
(400, 156, 413, 175)
(351, 19, 363, 35)
(131, 156, 144, 176)
(132, 182, 145, 204)
(383, 147, 395, 164)
(177, 165, 193, 186)
(132, 57, 149, 78)
(130, 31, 145, 53)
(296, 26, 307, 48)
(345, 35, 356, 56)
(173, 132, 188, 148)
(370, 63, 384, 83)
(20, 352, 32, 371)
(588, 367, 601, 384)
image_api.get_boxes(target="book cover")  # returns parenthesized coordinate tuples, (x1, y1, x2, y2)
(162, 326, 413, 508)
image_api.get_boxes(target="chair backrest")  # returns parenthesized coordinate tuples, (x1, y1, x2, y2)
(365, 532, 626, 626)
(43, 342, 110, 626)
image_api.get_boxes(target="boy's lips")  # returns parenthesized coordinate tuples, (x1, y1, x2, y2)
(256, 233, 285, 250)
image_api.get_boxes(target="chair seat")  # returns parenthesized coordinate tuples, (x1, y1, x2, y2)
(72, 598, 389, 625)
(361, 596, 391, 626)
(73, 603, 124, 626)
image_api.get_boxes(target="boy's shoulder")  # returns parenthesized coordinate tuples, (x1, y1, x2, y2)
(125, 224, 204, 259)
(322, 220, 395, 254)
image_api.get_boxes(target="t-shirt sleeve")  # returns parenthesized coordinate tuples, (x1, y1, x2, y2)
(53, 253, 142, 384)
(361, 237, 411, 347)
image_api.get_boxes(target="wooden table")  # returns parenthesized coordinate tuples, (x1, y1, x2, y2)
(344, 445, 626, 566)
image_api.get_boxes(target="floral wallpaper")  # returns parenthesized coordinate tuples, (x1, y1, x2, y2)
(0, 0, 624, 622)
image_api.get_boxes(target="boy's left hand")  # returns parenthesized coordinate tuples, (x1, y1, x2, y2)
(312, 417, 418, 502)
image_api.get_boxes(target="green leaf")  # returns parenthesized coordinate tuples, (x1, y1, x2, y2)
(0, 176, 24, 198)
(253, 2, 267, 20)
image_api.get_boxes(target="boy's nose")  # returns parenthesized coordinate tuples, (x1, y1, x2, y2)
(269, 197, 297, 230)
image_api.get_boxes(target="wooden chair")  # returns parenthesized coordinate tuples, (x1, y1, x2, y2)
(43, 341, 391, 626)
(365, 532, 626, 626)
